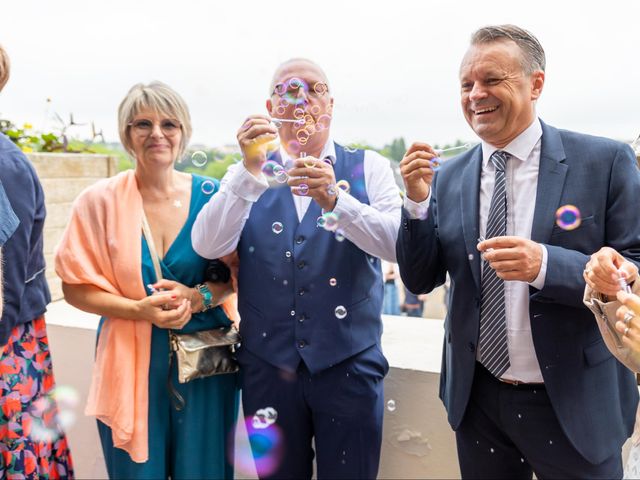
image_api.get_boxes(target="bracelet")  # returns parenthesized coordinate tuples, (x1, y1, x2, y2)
(195, 283, 215, 311)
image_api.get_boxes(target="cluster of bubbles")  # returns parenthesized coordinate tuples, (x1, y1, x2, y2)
(252, 407, 278, 429)
(555, 204, 581, 230)
(317, 212, 340, 231)
(261, 160, 288, 184)
(232, 416, 283, 478)
(28, 385, 79, 443)
(271, 77, 332, 149)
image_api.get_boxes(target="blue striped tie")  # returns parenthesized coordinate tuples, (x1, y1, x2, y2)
(478, 150, 510, 378)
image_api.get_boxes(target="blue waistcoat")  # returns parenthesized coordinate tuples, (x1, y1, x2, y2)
(237, 143, 383, 374)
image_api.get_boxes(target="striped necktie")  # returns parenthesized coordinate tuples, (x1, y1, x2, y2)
(478, 150, 510, 378)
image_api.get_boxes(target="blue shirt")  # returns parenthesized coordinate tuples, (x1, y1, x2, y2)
(0, 133, 50, 346)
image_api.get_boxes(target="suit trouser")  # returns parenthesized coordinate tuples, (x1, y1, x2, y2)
(237, 344, 387, 480)
(455, 362, 622, 480)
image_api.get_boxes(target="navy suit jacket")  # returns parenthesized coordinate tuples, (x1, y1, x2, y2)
(397, 120, 640, 464)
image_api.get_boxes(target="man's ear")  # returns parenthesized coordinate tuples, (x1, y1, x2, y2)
(530, 70, 545, 101)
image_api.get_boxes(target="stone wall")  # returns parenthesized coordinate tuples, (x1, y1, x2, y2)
(28, 153, 118, 300)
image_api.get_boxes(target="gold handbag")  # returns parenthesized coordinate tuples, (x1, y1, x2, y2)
(141, 212, 240, 408)
(168, 327, 240, 384)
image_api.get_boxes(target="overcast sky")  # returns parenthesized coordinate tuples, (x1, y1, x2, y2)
(1, 0, 639, 149)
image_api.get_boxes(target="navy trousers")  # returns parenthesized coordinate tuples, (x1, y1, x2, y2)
(455, 362, 622, 479)
(238, 344, 387, 479)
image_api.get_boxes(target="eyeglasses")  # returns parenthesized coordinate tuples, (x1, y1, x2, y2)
(272, 78, 329, 100)
(128, 119, 182, 137)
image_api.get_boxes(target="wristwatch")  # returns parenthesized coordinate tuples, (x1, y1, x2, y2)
(195, 283, 215, 311)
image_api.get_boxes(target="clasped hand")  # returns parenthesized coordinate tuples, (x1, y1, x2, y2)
(287, 157, 337, 211)
(477, 236, 542, 283)
(136, 279, 194, 329)
(584, 246, 638, 297)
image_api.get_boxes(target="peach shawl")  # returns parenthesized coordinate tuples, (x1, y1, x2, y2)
(55, 170, 238, 462)
(55, 170, 151, 461)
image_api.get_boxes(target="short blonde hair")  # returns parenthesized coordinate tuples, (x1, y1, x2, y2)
(0, 44, 10, 92)
(118, 81, 192, 160)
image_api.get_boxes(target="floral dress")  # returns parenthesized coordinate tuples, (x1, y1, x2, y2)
(0, 317, 74, 479)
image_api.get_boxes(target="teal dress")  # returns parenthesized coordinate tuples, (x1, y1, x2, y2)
(97, 175, 239, 480)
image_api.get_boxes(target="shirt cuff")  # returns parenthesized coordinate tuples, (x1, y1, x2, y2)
(403, 192, 431, 220)
(529, 244, 548, 289)
(332, 191, 360, 227)
(228, 163, 269, 202)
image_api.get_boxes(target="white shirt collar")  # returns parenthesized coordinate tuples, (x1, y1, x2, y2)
(279, 137, 337, 165)
(482, 118, 542, 167)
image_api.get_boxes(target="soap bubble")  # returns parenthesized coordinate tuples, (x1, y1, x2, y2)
(252, 407, 278, 429)
(336, 180, 351, 194)
(555, 205, 581, 230)
(335, 305, 347, 319)
(201, 180, 216, 195)
(272, 222, 283, 234)
(329, 278, 337, 287)
(387, 399, 396, 412)
(191, 151, 208, 167)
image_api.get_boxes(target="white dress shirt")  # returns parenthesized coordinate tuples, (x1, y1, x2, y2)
(192, 138, 402, 263)
(405, 118, 548, 382)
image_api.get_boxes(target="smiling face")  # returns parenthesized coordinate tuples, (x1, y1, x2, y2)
(128, 107, 183, 168)
(459, 40, 544, 148)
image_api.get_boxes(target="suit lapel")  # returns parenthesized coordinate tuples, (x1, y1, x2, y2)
(530, 121, 568, 244)
(459, 146, 483, 292)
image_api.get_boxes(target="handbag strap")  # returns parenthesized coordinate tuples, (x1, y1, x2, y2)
(141, 210, 186, 411)
(141, 211, 163, 282)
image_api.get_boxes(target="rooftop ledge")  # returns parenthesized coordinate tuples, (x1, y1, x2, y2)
(46, 299, 445, 374)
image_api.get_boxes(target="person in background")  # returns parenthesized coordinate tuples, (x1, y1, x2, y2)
(382, 261, 401, 315)
(0, 42, 75, 479)
(402, 287, 424, 317)
(55, 81, 238, 479)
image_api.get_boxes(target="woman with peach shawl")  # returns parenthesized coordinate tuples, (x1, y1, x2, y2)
(55, 82, 238, 479)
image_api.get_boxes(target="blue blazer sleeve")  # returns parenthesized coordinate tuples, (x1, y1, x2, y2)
(396, 173, 446, 295)
(0, 179, 18, 246)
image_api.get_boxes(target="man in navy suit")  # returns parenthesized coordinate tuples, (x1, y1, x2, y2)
(397, 24, 640, 478)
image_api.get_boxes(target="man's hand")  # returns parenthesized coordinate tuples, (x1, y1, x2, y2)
(237, 114, 278, 176)
(399, 142, 437, 203)
(478, 236, 542, 282)
(287, 156, 338, 211)
(584, 246, 638, 297)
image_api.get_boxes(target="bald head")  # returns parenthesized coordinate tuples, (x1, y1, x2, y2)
(269, 58, 330, 95)
(0, 44, 10, 92)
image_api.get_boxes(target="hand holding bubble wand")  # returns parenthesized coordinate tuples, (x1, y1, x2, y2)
(270, 118, 300, 129)
(430, 144, 472, 171)
(617, 270, 633, 294)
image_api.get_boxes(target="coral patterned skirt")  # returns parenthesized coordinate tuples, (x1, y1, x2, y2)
(0, 316, 74, 479)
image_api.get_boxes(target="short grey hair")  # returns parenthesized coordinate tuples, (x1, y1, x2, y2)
(118, 81, 192, 160)
(470, 24, 546, 74)
(269, 58, 331, 95)
(0, 44, 10, 93)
